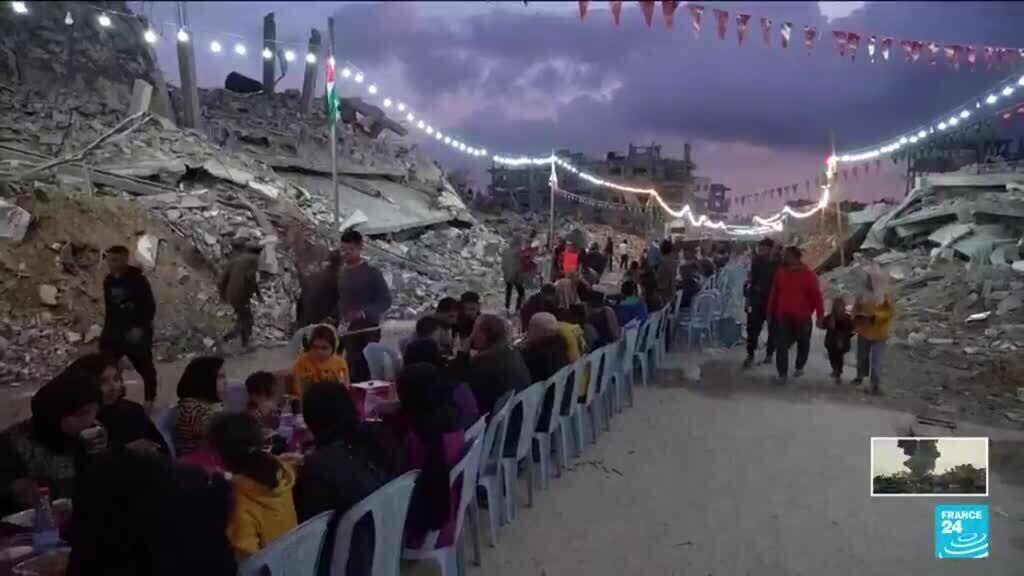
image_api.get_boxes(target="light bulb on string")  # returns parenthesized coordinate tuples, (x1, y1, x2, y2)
(425, 126, 434, 135)
(986, 94, 998, 105)
(1002, 86, 1014, 96)
(354, 73, 364, 84)
(341, 67, 351, 78)
(284, 50, 295, 62)
(959, 110, 970, 119)
(416, 120, 425, 129)
(1019, 75, 1024, 86)
(210, 41, 222, 54)
(12, 2, 27, 14)
(234, 43, 246, 56)
(396, 102, 405, 112)
(144, 29, 158, 44)
(64, 11, 73, 25)
(262, 47, 273, 59)
(305, 52, 316, 64)
(176, 28, 189, 43)
(97, 13, 112, 27)
(382, 98, 392, 108)
(406, 113, 414, 122)
(367, 84, 378, 95)
(435, 132, 442, 140)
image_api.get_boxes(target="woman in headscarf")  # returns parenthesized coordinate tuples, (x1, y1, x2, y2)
(852, 268, 895, 395)
(173, 356, 226, 457)
(0, 368, 103, 516)
(396, 363, 464, 550)
(66, 354, 168, 455)
(402, 338, 480, 430)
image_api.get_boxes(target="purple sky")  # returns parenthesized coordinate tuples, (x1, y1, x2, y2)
(137, 1, 1024, 216)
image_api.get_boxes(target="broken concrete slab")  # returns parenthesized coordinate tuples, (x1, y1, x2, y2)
(134, 234, 160, 270)
(996, 293, 1023, 316)
(38, 284, 58, 306)
(0, 199, 32, 243)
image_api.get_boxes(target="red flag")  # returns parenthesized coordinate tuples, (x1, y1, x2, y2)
(609, 0, 622, 25)
(803, 26, 817, 53)
(688, 4, 704, 37)
(662, 0, 679, 29)
(735, 13, 750, 46)
(944, 45, 963, 70)
(713, 8, 728, 40)
(900, 39, 913, 61)
(760, 17, 772, 46)
(640, 0, 655, 27)
(966, 45, 976, 70)
(847, 32, 860, 60)
(868, 35, 877, 62)
(780, 22, 792, 49)
(911, 41, 923, 63)
(880, 37, 893, 61)
(927, 42, 939, 65)
(578, 0, 588, 20)
(834, 31, 848, 57)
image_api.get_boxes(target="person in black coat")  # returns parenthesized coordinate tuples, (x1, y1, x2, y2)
(451, 315, 531, 418)
(65, 354, 169, 456)
(520, 312, 570, 433)
(100, 245, 159, 407)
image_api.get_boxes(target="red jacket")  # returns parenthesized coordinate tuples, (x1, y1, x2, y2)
(767, 264, 825, 322)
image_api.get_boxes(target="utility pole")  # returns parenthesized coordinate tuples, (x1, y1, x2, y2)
(830, 129, 845, 267)
(548, 154, 556, 252)
(300, 28, 322, 114)
(262, 13, 276, 97)
(175, 1, 201, 130)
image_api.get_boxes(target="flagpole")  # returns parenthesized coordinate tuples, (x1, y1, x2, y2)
(328, 17, 340, 244)
(548, 152, 556, 253)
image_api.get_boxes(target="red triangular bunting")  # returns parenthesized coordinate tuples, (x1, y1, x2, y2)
(900, 39, 913, 61)
(713, 8, 728, 40)
(780, 22, 792, 49)
(688, 4, 704, 37)
(911, 41, 923, 62)
(609, 1, 622, 25)
(804, 27, 817, 53)
(735, 13, 750, 46)
(662, 0, 679, 29)
(847, 32, 860, 61)
(578, 0, 588, 20)
(760, 17, 772, 46)
(927, 41, 939, 65)
(834, 31, 848, 57)
(640, 0, 655, 27)
(880, 37, 893, 61)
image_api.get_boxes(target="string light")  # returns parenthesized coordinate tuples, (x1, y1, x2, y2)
(986, 94, 998, 105)
(11, 2, 28, 14)
(341, 67, 352, 78)
(1002, 86, 1014, 96)
(64, 11, 73, 25)
(382, 98, 392, 108)
(262, 47, 272, 60)
(143, 29, 158, 44)
(176, 28, 189, 43)
(305, 52, 316, 64)
(210, 41, 222, 54)
(97, 13, 112, 27)
(396, 102, 405, 112)
(234, 43, 246, 56)
(367, 84, 378, 95)
(284, 50, 295, 62)
(354, 73, 364, 84)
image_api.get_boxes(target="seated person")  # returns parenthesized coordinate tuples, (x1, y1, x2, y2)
(451, 315, 531, 417)
(0, 368, 103, 516)
(455, 291, 481, 340)
(245, 371, 283, 432)
(396, 364, 464, 550)
(209, 413, 298, 559)
(433, 297, 460, 356)
(521, 312, 570, 433)
(401, 316, 445, 355)
(174, 356, 226, 458)
(586, 291, 621, 348)
(291, 324, 349, 397)
(519, 283, 558, 329)
(295, 383, 390, 576)
(403, 338, 480, 430)
(615, 280, 649, 327)
(67, 353, 168, 456)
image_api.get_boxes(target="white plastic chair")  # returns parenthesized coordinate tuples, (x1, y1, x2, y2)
(579, 347, 606, 445)
(465, 415, 487, 444)
(600, 339, 624, 421)
(330, 470, 418, 576)
(474, 394, 512, 548)
(613, 327, 638, 412)
(402, 435, 484, 576)
(500, 383, 546, 521)
(631, 318, 653, 388)
(559, 358, 587, 458)
(533, 367, 567, 489)
(362, 342, 402, 381)
(238, 511, 333, 576)
(681, 292, 715, 351)
(154, 404, 178, 459)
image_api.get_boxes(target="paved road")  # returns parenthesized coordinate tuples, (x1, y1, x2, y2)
(463, 349, 1024, 576)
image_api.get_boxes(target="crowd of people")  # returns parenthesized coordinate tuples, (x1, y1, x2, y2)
(0, 224, 895, 574)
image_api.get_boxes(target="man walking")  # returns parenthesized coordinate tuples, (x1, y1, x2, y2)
(337, 229, 392, 383)
(219, 242, 263, 350)
(618, 238, 629, 271)
(766, 246, 824, 384)
(743, 238, 779, 368)
(100, 245, 158, 409)
(501, 240, 525, 316)
(603, 237, 615, 270)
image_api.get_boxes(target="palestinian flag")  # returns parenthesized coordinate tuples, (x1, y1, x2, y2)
(325, 59, 338, 127)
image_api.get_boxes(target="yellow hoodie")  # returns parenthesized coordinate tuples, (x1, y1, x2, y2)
(227, 460, 299, 557)
(853, 297, 894, 342)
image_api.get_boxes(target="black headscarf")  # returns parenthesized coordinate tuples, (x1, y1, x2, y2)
(31, 368, 102, 454)
(176, 356, 224, 404)
(397, 363, 460, 531)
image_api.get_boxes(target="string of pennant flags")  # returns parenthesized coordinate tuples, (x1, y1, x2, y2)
(578, 1, 1024, 73)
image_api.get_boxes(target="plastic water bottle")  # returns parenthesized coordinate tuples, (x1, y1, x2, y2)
(32, 487, 60, 551)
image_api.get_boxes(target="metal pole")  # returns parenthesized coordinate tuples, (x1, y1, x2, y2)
(329, 17, 339, 243)
(830, 129, 845, 267)
(548, 154, 555, 252)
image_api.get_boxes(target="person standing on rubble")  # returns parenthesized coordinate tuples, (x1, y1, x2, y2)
(295, 249, 342, 329)
(618, 238, 630, 271)
(502, 239, 526, 316)
(100, 245, 159, 409)
(766, 246, 824, 384)
(744, 238, 780, 368)
(603, 237, 615, 270)
(337, 229, 393, 383)
(219, 242, 263, 351)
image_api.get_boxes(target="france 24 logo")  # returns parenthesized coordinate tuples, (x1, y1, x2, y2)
(935, 505, 989, 559)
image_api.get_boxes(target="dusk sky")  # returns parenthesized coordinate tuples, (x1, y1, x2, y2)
(135, 1, 1024, 216)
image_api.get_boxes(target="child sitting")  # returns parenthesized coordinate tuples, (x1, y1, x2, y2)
(245, 371, 283, 432)
(823, 296, 855, 382)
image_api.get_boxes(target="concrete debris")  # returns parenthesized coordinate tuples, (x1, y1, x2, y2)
(0, 200, 32, 243)
(134, 234, 160, 271)
(37, 285, 58, 307)
(965, 311, 992, 323)
(65, 331, 82, 344)
(83, 324, 103, 344)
